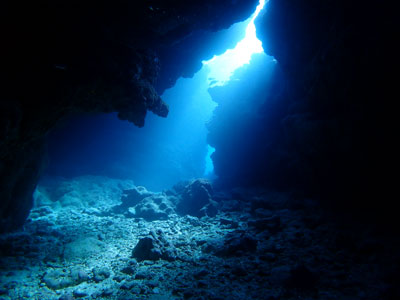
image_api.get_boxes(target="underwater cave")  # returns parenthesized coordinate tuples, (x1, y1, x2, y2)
(0, 0, 399, 299)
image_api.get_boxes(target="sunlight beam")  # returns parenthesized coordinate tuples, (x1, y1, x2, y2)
(203, 0, 266, 87)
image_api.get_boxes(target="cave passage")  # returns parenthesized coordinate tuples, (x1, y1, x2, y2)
(44, 0, 269, 192)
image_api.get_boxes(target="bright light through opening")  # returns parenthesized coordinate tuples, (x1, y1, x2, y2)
(203, 0, 266, 87)
(204, 145, 216, 176)
(202, 0, 266, 177)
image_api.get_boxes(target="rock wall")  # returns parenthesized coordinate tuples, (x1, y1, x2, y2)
(208, 53, 288, 189)
(256, 0, 397, 217)
(0, 0, 258, 232)
(209, 0, 398, 224)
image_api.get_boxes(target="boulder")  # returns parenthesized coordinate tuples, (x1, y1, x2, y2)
(128, 194, 175, 221)
(177, 179, 217, 217)
(113, 186, 153, 213)
(122, 187, 153, 207)
(132, 230, 176, 262)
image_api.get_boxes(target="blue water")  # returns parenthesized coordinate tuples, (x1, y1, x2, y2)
(204, 145, 216, 177)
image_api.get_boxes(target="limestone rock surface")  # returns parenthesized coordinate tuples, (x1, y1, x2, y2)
(132, 230, 176, 262)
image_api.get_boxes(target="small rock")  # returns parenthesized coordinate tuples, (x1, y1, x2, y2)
(135, 269, 150, 280)
(121, 266, 135, 275)
(73, 289, 88, 298)
(101, 288, 114, 296)
(93, 267, 111, 282)
(146, 280, 158, 288)
(132, 230, 176, 262)
(120, 280, 135, 290)
(113, 275, 124, 282)
(194, 269, 209, 279)
(58, 294, 74, 300)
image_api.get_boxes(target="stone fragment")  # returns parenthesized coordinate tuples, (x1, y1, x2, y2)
(58, 294, 74, 300)
(101, 288, 114, 296)
(73, 289, 88, 298)
(121, 266, 136, 275)
(43, 268, 88, 290)
(120, 280, 136, 290)
(132, 230, 176, 262)
(93, 267, 111, 282)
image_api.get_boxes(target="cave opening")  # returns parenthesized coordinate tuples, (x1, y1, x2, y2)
(1, 0, 399, 299)
(42, 0, 269, 192)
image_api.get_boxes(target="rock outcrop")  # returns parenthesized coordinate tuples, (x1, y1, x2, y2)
(113, 186, 153, 213)
(128, 194, 176, 221)
(113, 179, 217, 220)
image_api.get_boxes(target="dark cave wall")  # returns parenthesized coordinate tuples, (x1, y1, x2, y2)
(0, 0, 258, 232)
(254, 0, 397, 210)
(208, 54, 288, 189)
(209, 0, 397, 222)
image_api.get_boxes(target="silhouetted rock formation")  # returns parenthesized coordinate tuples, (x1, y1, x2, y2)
(255, 0, 397, 221)
(208, 53, 287, 189)
(209, 0, 397, 226)
(0, 0, 258, 232)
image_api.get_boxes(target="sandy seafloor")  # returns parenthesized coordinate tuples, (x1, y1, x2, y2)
(0, 176, 398, 300)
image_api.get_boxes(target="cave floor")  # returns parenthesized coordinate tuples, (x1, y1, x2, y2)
(0, 177, 399, 300)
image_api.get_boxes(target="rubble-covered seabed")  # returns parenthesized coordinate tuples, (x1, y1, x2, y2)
(0, 176, 398, 300)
